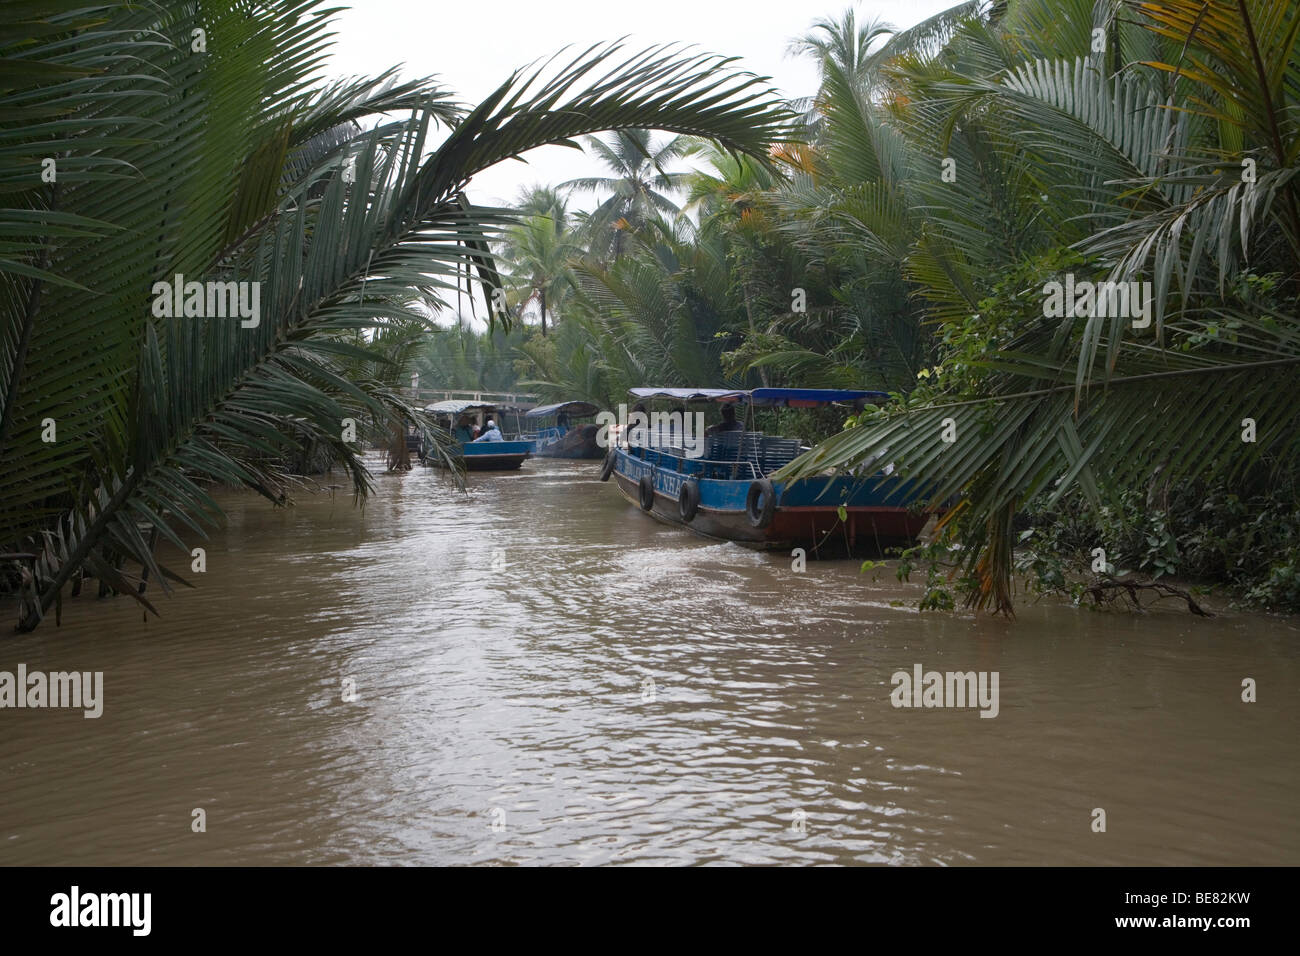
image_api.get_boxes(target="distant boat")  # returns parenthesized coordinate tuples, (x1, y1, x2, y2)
(522, 401, 603, 459)
(421, 400, 531, 471)
(601, 387, 933, 554)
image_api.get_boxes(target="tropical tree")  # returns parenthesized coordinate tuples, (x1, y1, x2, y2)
(513, 211, 752, 403)
(513, 314, 625, 406)
(563, 128, 693, 260)
(787, 7, 896, 93)
(417, 318, 528, 394)
(496, 186, 582, 335)
(776, 0, 1300, 614)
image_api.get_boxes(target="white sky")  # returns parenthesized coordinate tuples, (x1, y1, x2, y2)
(328, 0, 957, 207)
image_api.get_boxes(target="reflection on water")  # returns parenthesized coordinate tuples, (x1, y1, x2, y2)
(1, 457, 1297, 865)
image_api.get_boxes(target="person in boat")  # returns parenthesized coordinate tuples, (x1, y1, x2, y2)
(473, 419, 504, 442)
(627, 403, 649, 447)
(668, 404, 688, 444)
(706, 404, 743, 436)
(452, 415, 476, 444)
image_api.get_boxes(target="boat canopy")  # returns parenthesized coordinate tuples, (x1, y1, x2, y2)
(424, 399, 500, 415)
(628, 387, 888, 407)
(525, 400, 600, 420)
(747, 387, 889, 407)
(628, 387, 747, 403)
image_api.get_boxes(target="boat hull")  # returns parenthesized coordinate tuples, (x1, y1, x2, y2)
(431, 440, 532, 471)
(611, 446, 929, 554)
(531, 424, 603, 459)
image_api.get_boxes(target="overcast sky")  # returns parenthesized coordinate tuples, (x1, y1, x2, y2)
(328, 0, 957, 207)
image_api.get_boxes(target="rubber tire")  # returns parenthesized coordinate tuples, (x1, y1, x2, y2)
(638, 475, 656, 512)
(746, 479, 776, 529)
(678, 479, 700, 522)
(599, 448, 617, 481)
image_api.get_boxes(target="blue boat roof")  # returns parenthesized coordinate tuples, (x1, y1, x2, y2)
(525, 400, 600, 419)
(748, 387, 889, 407)
(628, 387, 747, 402)
(629, 387, 888, 407)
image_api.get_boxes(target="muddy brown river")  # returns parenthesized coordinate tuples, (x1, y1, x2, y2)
(1, 456, 1296, 865)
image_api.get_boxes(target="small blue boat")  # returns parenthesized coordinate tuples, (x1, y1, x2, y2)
(601, 387, 932, 553)
(422, 400, 532, 471)
(521, 401, 603, 459)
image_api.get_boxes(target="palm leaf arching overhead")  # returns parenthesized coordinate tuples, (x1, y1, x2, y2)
(1, 1, 794, 632)
(773, 0, 1300, 614)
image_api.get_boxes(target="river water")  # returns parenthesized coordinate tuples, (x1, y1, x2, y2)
(1, 456, 1296, 865)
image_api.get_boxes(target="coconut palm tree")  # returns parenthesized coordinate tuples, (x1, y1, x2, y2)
(496, 186, 582, 335)
(562, 128, 693, 260)
(784, 2, 989, 135)
(787, 7, 897, 93)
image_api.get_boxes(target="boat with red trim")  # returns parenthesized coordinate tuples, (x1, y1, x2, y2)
(599, 387, 932, 553)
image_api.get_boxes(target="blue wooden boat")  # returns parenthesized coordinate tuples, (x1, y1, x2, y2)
(521, 401, 603, 459)
(600, 387, 932, 554)
(422, 400, 531, 471)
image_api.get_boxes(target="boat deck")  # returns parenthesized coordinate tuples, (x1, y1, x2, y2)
(633, 430, 804, 479)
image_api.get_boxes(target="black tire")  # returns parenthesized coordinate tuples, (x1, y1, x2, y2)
(599, 448, 617, 481)
(746, 479, 776, 528)
(638, 474, 656, 511)
(678, 479, 700, 522)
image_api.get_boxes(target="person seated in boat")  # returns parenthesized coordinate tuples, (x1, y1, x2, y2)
(473, 419, 504, 442)
(452, 415, 476, 444)
(627, 403, 649, 447)
(667, 405, 688, 444)
(706, 404, 743, 436)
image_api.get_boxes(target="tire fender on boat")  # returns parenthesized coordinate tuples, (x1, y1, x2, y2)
(638, 474, 656, 511)
(678, 478, 700, 522)
(746, 479, 776, 529)
(599, 448, 617, 481)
